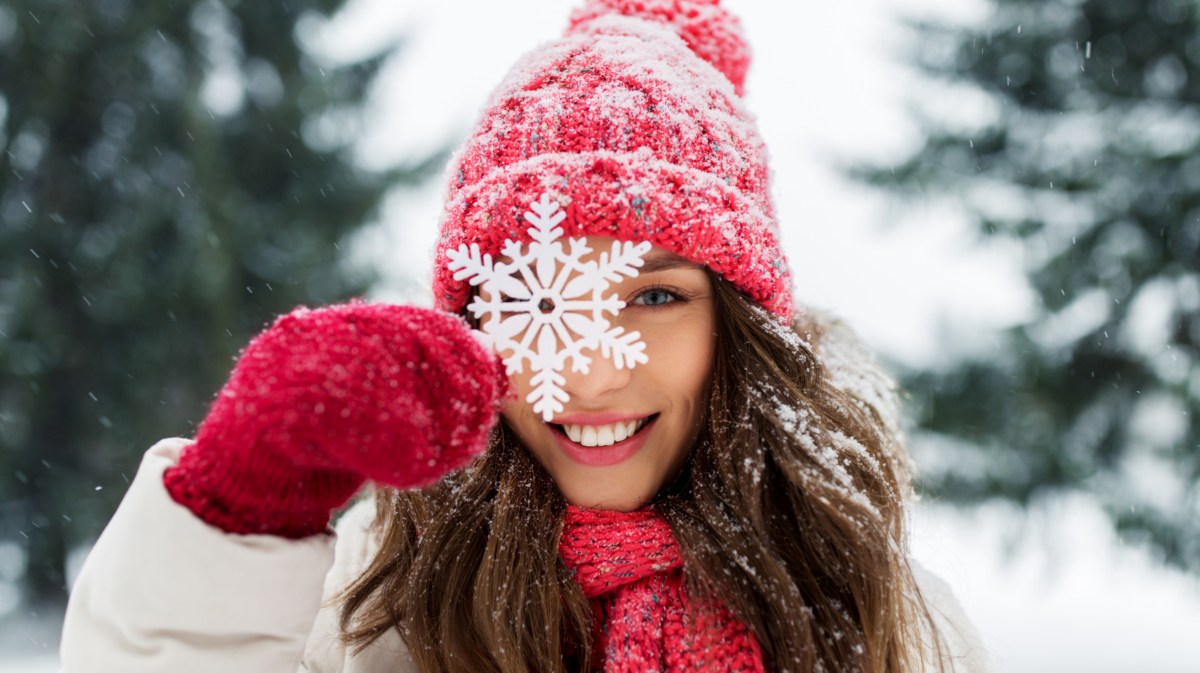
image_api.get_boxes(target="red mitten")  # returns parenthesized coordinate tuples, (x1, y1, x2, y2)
(163, 301, 506, 538)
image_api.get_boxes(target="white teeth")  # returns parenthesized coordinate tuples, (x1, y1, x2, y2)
(613, 422, 629, 442)
(560, 417, 650, 447)
(597, 425, 615, 445)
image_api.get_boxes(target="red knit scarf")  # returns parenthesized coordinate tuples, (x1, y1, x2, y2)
(559, 506, 765, 673)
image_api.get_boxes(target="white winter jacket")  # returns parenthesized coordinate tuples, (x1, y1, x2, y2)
(59, 438, 993, 673)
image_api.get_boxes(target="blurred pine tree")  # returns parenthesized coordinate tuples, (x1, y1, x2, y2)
(855, 0, 1200, 569)
(0, 0, 442, 606)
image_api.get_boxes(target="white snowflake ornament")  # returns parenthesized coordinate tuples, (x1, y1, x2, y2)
(446, 192, 652, 421)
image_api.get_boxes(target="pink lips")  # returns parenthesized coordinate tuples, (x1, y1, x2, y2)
(550, 415, 658, 467)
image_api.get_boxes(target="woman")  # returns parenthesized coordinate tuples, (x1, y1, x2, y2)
(60, 1, 991, 672)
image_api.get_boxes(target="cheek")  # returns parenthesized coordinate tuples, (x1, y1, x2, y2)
(641, 314, 716, 402)
(499, 403, 546, 462)
(499, 383, 536, 430)
(502, 368, 530, 401)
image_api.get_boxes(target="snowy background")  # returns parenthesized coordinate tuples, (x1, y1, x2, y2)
(4, 0, 1200, 670)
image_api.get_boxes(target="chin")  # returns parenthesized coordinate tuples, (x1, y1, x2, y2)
(540, 444, 682, 511)
(554, 478, 659, 511)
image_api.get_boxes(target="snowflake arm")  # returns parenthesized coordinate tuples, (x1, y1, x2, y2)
(598, 326, 649, 370)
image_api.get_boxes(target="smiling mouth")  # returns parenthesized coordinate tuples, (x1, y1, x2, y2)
(550, 415, 657, 448)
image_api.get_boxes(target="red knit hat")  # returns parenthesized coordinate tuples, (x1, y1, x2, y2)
(432, 0, 793, 322)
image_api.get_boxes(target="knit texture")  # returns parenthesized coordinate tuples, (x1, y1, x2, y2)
(164, 302, 506, 538)
(567, 0, 752, 95)
(560, 506, 765, 673)
(432, 0, 793, 322)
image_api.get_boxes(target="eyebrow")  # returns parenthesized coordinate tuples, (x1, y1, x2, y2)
(638, 255, 701, 274)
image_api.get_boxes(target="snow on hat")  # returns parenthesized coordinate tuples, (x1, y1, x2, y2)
(432, 0, 793, 322)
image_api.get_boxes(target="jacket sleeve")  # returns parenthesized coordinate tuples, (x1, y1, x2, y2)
(60, 438, 337, 673)
(299, 494, 419, 673)
(911, 562, 994, 673)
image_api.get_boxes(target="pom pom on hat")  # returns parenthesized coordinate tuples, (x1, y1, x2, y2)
(567, 0, 752, 95)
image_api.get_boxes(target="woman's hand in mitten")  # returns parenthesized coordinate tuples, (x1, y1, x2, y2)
(162, 301, 506, 538)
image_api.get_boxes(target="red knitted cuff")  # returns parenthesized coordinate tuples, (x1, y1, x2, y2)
(162, 448, 363, 539)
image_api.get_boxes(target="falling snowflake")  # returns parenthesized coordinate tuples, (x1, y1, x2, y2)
(447, 192, 652, 421)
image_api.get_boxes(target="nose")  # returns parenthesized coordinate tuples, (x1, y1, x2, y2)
(561, 342, 632, 403)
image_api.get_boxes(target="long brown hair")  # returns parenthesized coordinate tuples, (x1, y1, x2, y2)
(339, 272, 943, 673)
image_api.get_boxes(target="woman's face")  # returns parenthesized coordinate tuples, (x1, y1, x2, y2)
(492, 237, 717, 511)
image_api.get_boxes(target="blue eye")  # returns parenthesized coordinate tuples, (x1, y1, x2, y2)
(631, 288, 680, 307)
